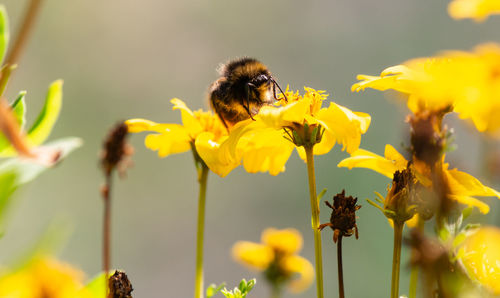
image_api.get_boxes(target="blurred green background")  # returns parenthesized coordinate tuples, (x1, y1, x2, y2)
(1, 0, 500, 297)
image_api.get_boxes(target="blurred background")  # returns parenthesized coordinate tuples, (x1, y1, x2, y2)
(1, 0, 500, 297)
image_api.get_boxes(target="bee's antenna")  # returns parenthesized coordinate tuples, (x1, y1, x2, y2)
(271, 77, 288, 102)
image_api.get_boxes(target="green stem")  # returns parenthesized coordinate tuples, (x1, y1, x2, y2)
(337, 235, 345, 298)
(194, 163, 209, 298)
(305, 146, 324, 298)
(271, 284, 282, 298)
(408, 218, 424, 298)
(391, 222, 404, 298)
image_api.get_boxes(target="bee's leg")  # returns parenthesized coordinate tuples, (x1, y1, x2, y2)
(272, 81, 278, 100)
(245, 83, 256, 121)
(271, 77, 288, 102)
(218, 112, 230, 131)
(210, 94, 230, 130)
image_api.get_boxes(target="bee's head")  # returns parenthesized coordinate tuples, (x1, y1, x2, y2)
(250, 73, 272, 88)
(249, 74, 288, 102)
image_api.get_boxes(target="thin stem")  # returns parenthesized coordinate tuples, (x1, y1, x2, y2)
(0, 0, 44, 96)
(0, 0, 44, 156)
(103, 173, 112, 298)
(409, 218, 424, 298)
(391, 222, 404, 298)
(271, 284, 282, 298)
(337, 235, 345, 298)
(194, 163, 209, 298)
(305, 146, 324, 298)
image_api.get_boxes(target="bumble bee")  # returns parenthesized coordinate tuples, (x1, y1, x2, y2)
(209, 57, 287, 129)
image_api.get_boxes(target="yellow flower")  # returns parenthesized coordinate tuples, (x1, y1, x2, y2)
(0, 257, 91, 298)
(220, 87, 371, 175)
(460, 226, 500, 294)
(125, 98, 239, 177)
(338, 144, 500, 214)
(352, 43, 500, 135)
(448, 0, 500, 21)
(232, 228, 314, 293)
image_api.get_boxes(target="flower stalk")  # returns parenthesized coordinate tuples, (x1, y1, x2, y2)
(0, 0, 43, 96)
(391, 221, 404, 298)
(102, 174, 112, 297)
(194, 161, 209, 298)
(408, 218, 424, 298)
(337, 235, 345, 298)
(100, 122, 132, 297)
(305, 146, 324, 298)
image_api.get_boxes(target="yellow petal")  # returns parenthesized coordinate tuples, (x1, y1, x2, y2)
(261, 228, 303, 254)
(446, 167, 500, 199)
(257, 97, 310, 128)
(352, 71, 411, 94)
(232, 241, 274, 271)
(315, 102, 371, 154)
(281, 255, 314, 293)
(448, 0, 500, 21)
(144, 131, 191, 158)
(337, 144, 407, 178)
(125, 118, 185, 134)
(171, 98, 203, 137)
(448, 194, 490, 214)
(461, 226, 500, 294)
(239, 129, 295, 176)
(195, 132, 239, 177)
(0, 257, 90, 298)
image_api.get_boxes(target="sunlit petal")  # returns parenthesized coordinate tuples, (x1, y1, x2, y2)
(232, 241, 275, 271)
(281, 255, 314, 293)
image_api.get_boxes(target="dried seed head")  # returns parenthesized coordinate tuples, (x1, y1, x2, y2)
(385, 168, 419, 223)
(408, 109, 449, 167)
(101, 122, 133, 177)
(108, 270, 133, 298)
(320, 190, 361, 243)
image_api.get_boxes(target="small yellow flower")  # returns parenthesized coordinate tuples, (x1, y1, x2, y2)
(220, 87, 371, 175)
(232, 228, 314, 293)
(460, 226, 500, 294)
(352, 43, 500, 135)
(448, 0, 500, 21)
(125, 98, 239, 177)
(0, 257, 91, 298)
(338, 144, 500, 214)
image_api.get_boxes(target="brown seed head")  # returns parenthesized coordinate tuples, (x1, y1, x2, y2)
(408, 108, 449, 167)
(386, 168, 419, 223)
(320, 190, 361, 243)
(101, 122, 133, 177)
(108, 270, 133, 298)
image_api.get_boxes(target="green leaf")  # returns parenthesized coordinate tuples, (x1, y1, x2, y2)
(0, 137, 80, 223)
(0, 171, 17, 225)
(245, 279, 256, 292)
(0, 5, 9, 65)
(0, 137, 82, 185)
(0, 92, 26, 152)
(317, 188, 327, 203)
(207, 283, 225, 298)
(11, 91, 26, 129)
(453, 232, 467, 248)
(238, 279, 246, 291)
(462, 206, 473, 221)
(27, 80, 63, 146)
